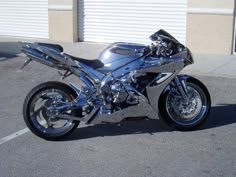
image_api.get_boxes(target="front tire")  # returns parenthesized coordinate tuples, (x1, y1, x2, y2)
(23, 81, 80, 140)
(159, 77, 211, 131)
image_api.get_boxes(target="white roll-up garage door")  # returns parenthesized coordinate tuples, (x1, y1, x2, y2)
(78, 0, 187, 44)
(0, 0, 48, 38)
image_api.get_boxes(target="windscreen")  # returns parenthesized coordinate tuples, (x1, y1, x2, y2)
(149, 29, 180, 44)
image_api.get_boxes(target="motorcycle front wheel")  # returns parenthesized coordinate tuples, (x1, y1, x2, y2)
(159, 77, 211, 131)
(23, 81, 80, 140)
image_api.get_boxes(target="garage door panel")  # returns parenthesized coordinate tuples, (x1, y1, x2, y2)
(0, 0, 48, 38)
(78, 0, 187, 44)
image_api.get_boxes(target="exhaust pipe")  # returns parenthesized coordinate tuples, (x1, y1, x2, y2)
(22, 47, 56, 68)
(21, 42, 76, 69)
(35, 46, 71, 66)
(56, 107, 100, 122)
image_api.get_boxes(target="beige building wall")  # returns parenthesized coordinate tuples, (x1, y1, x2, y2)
(48, 0, 77, 42)
(187, 0, 235, 54)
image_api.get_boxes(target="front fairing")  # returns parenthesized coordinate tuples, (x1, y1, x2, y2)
(169, 47, 194, 66)
(97, 36, 193, 74)
(186, 47, 194, 65)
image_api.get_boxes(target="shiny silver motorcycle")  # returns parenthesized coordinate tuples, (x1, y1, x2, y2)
(21, 29, 211, 140)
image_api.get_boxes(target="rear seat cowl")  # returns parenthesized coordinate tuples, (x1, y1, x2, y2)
(36, 43, 64, 53)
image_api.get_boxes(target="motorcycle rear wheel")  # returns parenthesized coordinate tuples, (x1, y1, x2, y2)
(159, 77, 211, 131)
(23, 81, 80, 140)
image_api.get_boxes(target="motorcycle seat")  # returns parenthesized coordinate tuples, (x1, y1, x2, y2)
(36, 43, 64, 53)
(69, 55, 104, 69)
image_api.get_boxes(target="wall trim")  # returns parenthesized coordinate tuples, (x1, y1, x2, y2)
(187, 8, 234, 15)
(48, 5, 73, 11)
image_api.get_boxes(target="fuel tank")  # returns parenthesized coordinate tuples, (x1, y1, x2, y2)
(97, 42, 146, 73)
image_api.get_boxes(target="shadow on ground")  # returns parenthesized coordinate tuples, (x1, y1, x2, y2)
(0, 42, 23, 61)
(202, 104, 236, 129)
(60, 104, 236, 141)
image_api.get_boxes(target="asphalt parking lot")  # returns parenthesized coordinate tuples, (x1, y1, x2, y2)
(0, 42, 236, 177)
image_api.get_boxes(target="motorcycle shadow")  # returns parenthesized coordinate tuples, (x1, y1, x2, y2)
(201, 103, 236, 130)
(61, 104, 236, 141)
(0, 42, 22, 61)
(62, 118, 170, 141)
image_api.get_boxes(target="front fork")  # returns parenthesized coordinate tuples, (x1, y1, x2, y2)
(174, 77, 188, 100)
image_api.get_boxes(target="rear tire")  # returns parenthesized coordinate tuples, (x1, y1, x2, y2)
(159, 77, 211, 131)
(23, 81, 80, 140)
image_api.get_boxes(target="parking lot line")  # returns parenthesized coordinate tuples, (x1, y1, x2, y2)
(0, 128, 29, 145)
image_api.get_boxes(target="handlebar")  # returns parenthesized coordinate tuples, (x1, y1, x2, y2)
(142, 44, 158, 56)
(143, 39, 177, 58)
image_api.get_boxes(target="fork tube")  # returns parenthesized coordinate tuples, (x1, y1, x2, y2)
(174, 77, 188, 100)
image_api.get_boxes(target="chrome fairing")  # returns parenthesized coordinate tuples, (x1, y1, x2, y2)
(92, 56, 185, 122)
(170, 48, 194, 66)
(145, 60, 185, 113)
(186, 48, 194, 65)
(120, 56, 185, 115)
(90, 96, 159, 124)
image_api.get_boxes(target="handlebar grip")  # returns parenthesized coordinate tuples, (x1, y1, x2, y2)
(142, 46, 151, 55)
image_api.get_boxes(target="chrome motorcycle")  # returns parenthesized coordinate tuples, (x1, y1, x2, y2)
(21, 29, 211, 140)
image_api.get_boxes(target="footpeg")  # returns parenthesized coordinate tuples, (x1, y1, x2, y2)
(99, 106, 112, 115)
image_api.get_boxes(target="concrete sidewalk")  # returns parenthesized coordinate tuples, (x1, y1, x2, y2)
(1, 36, 236, 78)
(182, 53, 236, 78)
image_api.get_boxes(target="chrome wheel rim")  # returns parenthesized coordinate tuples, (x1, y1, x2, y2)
(29, 89, 74, 134)
(166, 83, 208, 126)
